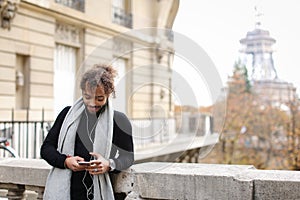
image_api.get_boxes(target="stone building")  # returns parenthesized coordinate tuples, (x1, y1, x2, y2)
(0, 0, 179, 121)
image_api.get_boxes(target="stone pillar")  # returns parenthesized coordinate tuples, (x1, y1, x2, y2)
(6, 184, 25, 200)
(26, 186, 44, 199)
(35, 188, 44, 200)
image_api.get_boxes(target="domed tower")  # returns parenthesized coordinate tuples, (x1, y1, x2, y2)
(239, 7, 297, 104)
(239, 7, 278, 81)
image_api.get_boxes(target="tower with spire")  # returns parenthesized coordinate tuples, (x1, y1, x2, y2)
(239, 6, 297, 104)
(240, 6, 278, 81)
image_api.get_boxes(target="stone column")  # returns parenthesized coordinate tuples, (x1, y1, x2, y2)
(6, 184, 25, 200)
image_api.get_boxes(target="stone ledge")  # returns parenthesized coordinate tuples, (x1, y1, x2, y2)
(0, 158, 50, 187)
(237, 169, 300, 200)
(124, 162, 255, 200)
(0, 159, 300, 200)
(117, 162, 300, 200)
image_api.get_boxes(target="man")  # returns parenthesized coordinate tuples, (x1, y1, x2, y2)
(41, 64, 134, 200)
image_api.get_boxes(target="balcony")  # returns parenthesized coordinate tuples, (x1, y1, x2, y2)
(0, 159, 300, 199)
(112, 6, 132, 29)
(55, 0, 85, 12)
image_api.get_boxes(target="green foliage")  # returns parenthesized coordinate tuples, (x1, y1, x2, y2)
(231, 59, 251, 93)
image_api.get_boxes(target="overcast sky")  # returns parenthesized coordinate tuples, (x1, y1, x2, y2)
(172, 0, 300, 106)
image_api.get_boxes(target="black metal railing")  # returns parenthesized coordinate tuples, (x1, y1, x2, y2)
(112, 6, 132, 28)
(166, 29, 174, 42)
(0, 108, 214, 158)
(55, 0, 85, 12)
(0, 109, 52, 159)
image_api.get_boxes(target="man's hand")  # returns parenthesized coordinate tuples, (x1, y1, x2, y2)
(87, 152, 110, 175)
(64, 156, 86, 171)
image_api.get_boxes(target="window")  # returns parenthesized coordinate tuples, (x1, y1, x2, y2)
(15, 55, 29, 110)
(112, 0, 132, 28)
(54, 44, 77, 116)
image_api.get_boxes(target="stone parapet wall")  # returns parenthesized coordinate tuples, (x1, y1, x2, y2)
(124, 162, 300, 200)
(0, 159, 300, 199)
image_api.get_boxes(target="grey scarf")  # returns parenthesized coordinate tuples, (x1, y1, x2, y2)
(43, 97, 115, 200)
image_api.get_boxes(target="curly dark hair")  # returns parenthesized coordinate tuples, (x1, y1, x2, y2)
(80, 64, 117, 97)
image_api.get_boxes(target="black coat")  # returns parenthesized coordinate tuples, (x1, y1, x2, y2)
(40, 106, 134, 171)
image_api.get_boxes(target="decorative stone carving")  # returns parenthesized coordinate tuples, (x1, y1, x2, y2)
(0, 0, 19, 30)
(55, 22, 80, 45)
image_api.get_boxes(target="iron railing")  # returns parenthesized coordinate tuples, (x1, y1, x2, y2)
(0, 109, 51, 159)
(0, 110, 213, 158)
(112, 6, 133, 28)
(55, 0, 85, 12)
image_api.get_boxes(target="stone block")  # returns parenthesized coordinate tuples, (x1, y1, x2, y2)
(132, 162, 254, 200)
(0, 158, 51, 187)
(240, 170, 300, 200)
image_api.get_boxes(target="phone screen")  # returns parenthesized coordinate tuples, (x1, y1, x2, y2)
(78, 161, 91, 166)
(78, 160, 101, 166)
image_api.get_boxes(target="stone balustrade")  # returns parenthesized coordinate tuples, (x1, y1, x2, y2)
(0, 158, 300, 199)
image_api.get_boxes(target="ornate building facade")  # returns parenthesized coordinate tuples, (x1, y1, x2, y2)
(0, 0, 179, 121)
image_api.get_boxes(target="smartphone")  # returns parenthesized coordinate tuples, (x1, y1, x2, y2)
(78, 160, 101, 166)
(78, 161, 92, 166)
